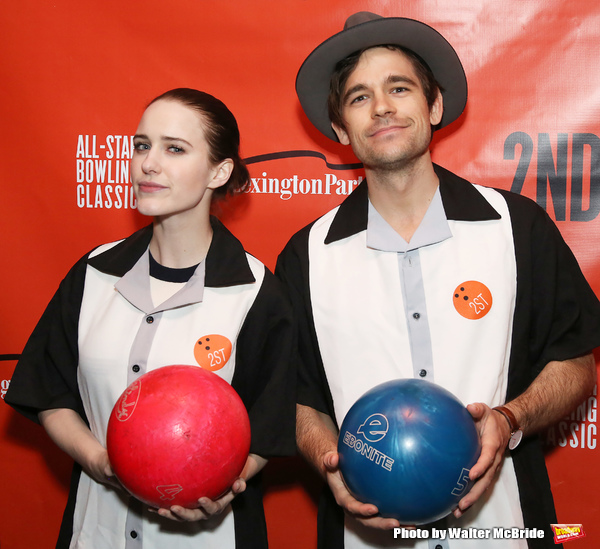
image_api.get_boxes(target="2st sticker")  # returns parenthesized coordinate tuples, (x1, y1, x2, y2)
(453, 281, 493, 320)
(194, 334, 232, 371)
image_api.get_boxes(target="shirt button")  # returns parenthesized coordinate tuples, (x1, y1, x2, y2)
(146, 316, 154, 324)
(419, 369, 427, 377)
(130, 530, 138, 539)
(413, 312, 421, 320)
(435, 545, 443, 549)
(132, 364, 140, 373)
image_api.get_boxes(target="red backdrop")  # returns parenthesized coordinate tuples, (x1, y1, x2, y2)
(1, 1, 599, 547)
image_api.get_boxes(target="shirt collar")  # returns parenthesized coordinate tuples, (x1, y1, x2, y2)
(88, 216, 255, 288)
(114, 249, 207, 314)
(367, 187, 451, 253)
(325, 164, 501, 244)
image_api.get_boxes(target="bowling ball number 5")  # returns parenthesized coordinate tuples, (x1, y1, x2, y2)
(451, 467, 472, 497)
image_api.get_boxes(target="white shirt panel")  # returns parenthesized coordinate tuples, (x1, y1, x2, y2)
(309, 208, 414, 425)
(309, 186, 525, 549)
(72, 241, 265, 549)
(423, 185, 517, 407)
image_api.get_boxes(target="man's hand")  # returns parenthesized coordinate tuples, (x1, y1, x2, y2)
(323, 450, 401, 529)
(453, 402, 510, 518)
(296, 404, 402, 530)
(454, 354, 596, 519)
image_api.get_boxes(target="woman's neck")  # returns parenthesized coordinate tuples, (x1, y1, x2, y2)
(149, 212, 214, 269)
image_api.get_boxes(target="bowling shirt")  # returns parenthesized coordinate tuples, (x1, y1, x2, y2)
(7, 217, 295, 549)
(276, 165, 600, 549)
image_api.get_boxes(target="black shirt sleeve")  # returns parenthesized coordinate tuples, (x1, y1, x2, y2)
(275, 226, 337, 423)
(501, 189, 600, 399)
(500, 190, 600, 544)
(231, 266, 297, 457)
(5, 254, 89, 424)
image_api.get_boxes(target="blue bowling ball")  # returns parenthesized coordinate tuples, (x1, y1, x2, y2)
(338, 378, 481, 525)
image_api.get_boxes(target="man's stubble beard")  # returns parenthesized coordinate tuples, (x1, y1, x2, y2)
(353, 126, 433, 176)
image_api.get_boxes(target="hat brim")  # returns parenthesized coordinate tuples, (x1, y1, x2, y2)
(296, 17, 467, 141)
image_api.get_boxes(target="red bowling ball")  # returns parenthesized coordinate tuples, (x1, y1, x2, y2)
(106, 365, 251, 509)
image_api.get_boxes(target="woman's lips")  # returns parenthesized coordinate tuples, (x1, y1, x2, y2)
(137, 181, 166, 193)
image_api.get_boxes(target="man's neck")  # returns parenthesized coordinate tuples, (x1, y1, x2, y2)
(366, 157, 439, 243)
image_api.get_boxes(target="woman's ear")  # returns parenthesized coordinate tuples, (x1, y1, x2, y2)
(208, 158, 234, 190)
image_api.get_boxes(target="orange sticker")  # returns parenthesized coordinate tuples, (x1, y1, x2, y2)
(193, 334, 232, 371)
(453, 281, 493, 320)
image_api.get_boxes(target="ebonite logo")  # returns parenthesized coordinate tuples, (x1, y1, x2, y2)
(343, 412, 394, 472)
(114, 380, 141, 421)
(357, 413, 389, 442)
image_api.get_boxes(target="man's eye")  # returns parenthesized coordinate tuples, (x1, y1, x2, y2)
(350, 94, 367, 105)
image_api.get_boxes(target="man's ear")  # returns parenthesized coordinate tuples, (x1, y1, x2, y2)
(208, 158, 234, 190)
(429, 90, 443, 126)
(332, 122, 350, 145)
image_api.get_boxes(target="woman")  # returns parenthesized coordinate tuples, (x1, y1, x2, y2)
(6, 88, 295, 548)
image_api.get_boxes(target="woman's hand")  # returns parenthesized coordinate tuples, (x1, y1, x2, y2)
(152, 453, 267, 522)
(152, 478, 247, 521)
(39, 408, 120, 489)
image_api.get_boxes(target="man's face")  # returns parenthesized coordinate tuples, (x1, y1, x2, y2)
(332, 47, 443, 172)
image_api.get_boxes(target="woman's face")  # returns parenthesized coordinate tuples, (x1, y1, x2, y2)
(131, 99, 229, 220)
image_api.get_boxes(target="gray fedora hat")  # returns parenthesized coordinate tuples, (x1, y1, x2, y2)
(296, 11, 468, 141)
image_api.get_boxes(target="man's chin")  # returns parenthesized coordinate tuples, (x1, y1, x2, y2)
(360, 148, 430, 173)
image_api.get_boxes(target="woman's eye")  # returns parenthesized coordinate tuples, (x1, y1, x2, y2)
(168, 146, 185, 153)
(133, 142, 150, 151)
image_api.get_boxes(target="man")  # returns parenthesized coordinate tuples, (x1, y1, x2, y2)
(276, 11, 600, 549)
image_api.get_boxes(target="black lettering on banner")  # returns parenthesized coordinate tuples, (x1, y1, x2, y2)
(504, 132, 600, 222)
(536, 133, 568, 221)
(504, 131, 533, 195)
(571, 133, 600, 221)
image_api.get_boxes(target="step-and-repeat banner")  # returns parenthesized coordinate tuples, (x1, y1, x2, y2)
(1, 1, 598, 547)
